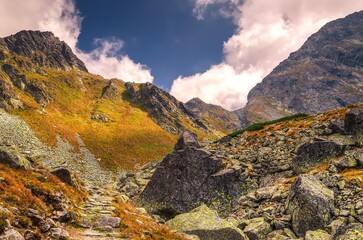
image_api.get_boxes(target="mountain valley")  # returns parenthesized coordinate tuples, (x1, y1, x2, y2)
(0, 10, 362, 240)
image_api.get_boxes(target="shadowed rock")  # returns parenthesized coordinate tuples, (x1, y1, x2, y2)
(140, 132, 246, 217)
(292, 141, 345, 174)
(288, 174, 334, 237)
(51, 167, 79, 188)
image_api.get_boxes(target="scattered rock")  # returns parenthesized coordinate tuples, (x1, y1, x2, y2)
(305, 229, 331, 240)
(166, 204, 247, 240)
(49, 228, 69, 240)
(288, 174, 334, 237)
(242, 217, 272, 240)
(0, 229, 25, 240)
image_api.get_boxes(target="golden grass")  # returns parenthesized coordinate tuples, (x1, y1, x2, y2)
(113, 198, 188, 240)
(12, 69, 179, 171)
(0, 163, 86, 212)
(340, 169, 363, 186)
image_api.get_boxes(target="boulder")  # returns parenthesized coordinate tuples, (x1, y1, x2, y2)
(305, 229, 331, 240)
(266, 230, 291, 240)
(243, 217, 272, 240)
(288, 174, 334, 237)
(93, 216, 121, 229)
(345, 107, 363, 146)
(51, 167, 79, 188)
(140, 133, 246, 216)
(333, 156, 357, 170)
(0, 229, 24, 240)
(292, 141, 345, 174)
(329, 119, 347, 134)
(49, 228, 69, 240)
(166, 204, 247, 240)
(174, 131, 200, 151)
(0, 146, 31, 170)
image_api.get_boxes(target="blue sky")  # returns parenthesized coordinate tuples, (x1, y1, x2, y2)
(1, 0, 363, 109)
(75, 0, 235, 90)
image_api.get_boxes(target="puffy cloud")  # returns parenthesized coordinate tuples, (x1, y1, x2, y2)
(0, 0, 153, 83)
(171, 63, 261, 110)
(171, 0, 363, 110)
(77, 38, 153, 82)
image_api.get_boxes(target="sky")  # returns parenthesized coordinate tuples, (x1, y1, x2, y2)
(0, 0, 363, 110)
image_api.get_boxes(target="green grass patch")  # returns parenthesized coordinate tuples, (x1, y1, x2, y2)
(226, 113, 310, 138)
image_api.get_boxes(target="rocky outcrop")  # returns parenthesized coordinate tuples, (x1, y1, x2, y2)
(185, 97, 242, 133)
(288, 174, 335, 237)
(125, 82, 211, 135)
(166, 204, 247, 240)
(242, 11, 363, 124)
(0, 30, 87, 72)
(140, 131, 246, 217)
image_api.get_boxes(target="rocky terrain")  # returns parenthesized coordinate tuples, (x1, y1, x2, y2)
(0, 10, 363, 240)
(242, 10, 363, 124)
(185, 97, 242, 133)
(118, 104, 363, 239)
(0, 30, 233, 172)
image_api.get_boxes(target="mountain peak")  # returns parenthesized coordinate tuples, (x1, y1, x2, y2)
(0, 30, 87, 72)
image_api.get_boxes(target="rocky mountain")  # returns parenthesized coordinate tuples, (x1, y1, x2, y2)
(0, 30, 231, 173)
(0, 31, 87, 72)
(185, 97, 242, 133)
(122, 104, 363, 239)
(242, 10, 363, 124)
(125, 83, 211, 135)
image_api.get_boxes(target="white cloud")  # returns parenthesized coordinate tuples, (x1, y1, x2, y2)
(171, 0, 363, 110)
(0, 0, 153, 83)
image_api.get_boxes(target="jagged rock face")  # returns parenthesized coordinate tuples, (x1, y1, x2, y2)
(243, 11, 363, 123)
(185, 98, 242, 133)
(140, 132, 246, 217)
(0, 30, 87, 72)
(125, 82, 210, 134)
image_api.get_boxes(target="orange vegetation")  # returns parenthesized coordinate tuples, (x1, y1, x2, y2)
(113, 198, 187, 240)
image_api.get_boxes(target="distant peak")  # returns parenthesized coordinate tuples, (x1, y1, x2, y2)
(0, 30, 87, 72)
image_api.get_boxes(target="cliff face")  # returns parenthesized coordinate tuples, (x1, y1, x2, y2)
(243, 11, 363, 124)
(0, 30, 87, 71)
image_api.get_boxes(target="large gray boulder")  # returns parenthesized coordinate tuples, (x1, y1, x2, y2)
(292, 141, 345, 174)
(288, 174, 334, 237)
(166, 204, 247, 240)
(140, 132, 246, 217)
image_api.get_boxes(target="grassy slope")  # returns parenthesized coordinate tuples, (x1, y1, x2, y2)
(0, 50, 179, 171)
(15, 69, 178, 171)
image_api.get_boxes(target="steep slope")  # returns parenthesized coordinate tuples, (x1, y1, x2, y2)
(185, 97, 242, 133)
(0, 30, 224, 172)
(243, 10, 363, 124)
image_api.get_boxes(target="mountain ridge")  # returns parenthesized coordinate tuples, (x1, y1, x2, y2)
(242, 10, 363, 124)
